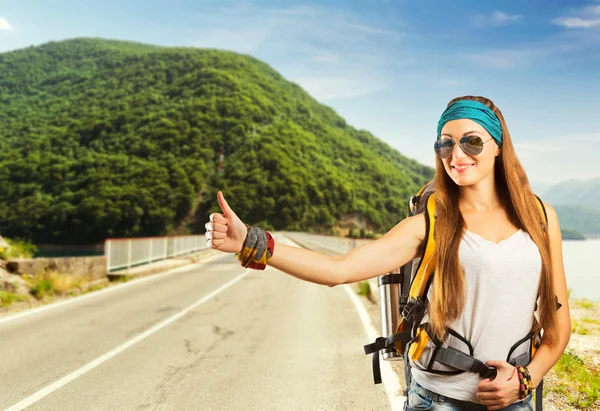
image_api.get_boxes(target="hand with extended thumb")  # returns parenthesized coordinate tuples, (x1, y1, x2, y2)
(205, 191, 249, 254)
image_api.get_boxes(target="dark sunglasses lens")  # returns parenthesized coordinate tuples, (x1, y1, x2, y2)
(434, 139, 455, 159)
(460, 135, 485, 156)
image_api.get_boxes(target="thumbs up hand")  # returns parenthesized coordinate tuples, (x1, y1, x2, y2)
(205, 191, 249, 254)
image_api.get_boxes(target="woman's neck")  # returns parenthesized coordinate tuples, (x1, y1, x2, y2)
(458, 179, 502, 212)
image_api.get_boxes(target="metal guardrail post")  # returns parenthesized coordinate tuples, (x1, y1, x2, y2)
(106, 240, 111, 273)
(127, 239, 132, 269)
(104, 235, 204, 273)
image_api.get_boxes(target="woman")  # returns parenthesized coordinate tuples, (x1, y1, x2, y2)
(204, 96, 571, 411)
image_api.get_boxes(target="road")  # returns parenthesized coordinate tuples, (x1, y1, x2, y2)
(0, 235, 396, 411)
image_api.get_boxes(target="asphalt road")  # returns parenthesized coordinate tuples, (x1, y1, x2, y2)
(0, 235, 394, 411)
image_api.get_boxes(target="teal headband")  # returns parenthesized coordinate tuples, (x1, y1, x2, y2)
(436, 100, 502, 146)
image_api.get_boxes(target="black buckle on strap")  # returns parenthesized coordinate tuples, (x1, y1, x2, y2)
(363, 332, 411, 385)
(401, 298, 426, 321)
(364, 337, 387, 355)
(434, 346, 498, 380)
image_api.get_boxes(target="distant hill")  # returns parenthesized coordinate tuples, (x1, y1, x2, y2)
(538, 178, 600, 235)
(543, 178, 600, 210)
(560, 228, 586, 241)
(554, 206, 600, 236)
(530, 181, 552, 197)
(0, 38, 433, 244)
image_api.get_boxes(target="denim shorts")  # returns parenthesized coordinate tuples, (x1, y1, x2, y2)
(404, 378, 534, 411)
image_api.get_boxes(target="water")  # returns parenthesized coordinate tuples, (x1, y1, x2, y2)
(562, 239, 600, 301)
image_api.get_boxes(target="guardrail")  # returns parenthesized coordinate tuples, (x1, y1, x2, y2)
(282, 232, 374, 254)
(105, 235, 207, 273)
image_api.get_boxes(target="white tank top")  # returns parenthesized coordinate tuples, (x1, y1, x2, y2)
(411, 228, 542, 403)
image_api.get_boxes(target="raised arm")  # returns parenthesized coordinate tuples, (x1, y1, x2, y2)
(206, 191, 426, 287)
(268, 212, 426, 286)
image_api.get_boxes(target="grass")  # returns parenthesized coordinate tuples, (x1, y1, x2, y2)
(548, 351, 600, 409)
(575, 299, 595, 310)
(0, 291, 30, 307)
(572, 320, 590, 335)
(357, 281, 371, 298)
(26, 271, 83, 300)
(1, 272, 111, 312)
(83, 283, 107, 293)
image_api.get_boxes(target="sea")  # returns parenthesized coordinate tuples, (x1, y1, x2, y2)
(562, 239, 600, 301)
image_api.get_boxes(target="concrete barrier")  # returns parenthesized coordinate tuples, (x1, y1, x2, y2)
(5, 256, 107, 280)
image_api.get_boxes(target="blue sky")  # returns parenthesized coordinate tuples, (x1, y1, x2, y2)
(1, 0, 599, 188)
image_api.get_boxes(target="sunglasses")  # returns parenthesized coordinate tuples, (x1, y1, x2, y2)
(434, 135, 495, 159)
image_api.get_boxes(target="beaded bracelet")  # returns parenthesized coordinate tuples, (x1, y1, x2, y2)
(235, 224, 275, 270)
(516, 365, 534, 399)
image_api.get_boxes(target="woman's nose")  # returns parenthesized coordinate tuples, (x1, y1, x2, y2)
(452, 142, 469, 160)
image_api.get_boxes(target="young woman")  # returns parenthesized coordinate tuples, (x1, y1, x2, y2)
(204, 96, 571, 411)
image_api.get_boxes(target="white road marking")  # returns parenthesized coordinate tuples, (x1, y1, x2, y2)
(281, 235, 405, 411)
(3, 267, 251, 411)
(0, 253, 224, 326)
(342, 284, 406, 411)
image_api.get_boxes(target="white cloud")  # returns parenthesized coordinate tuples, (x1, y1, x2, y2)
(490, 11, 522, 24)
(0, 17, 13, 31)
(463, 5, 600, 70)
(347, 23, 392, 35)
(463, 29, 597, 70)
(192, 28, 270, 54)
(466, 49, 534, 69)
(186, 4, 404, 101)
(553, 5, 600, 29)
(470, 11, 522, 28)
(513, 142, 568, 153)
(515, 134, 600, 183)
(554, 17, 600, 29)
(434, 79, 464, 87)
(291, 75, 387, 100)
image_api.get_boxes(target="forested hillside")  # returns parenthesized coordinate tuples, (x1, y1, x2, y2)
(555, 206, 600, 236)
(0, 38, 433, 244)
(544, 178, 600, 209)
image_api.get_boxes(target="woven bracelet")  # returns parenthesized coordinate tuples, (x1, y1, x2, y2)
(235, 224, 275, 270)
(516, 365, 534, 399)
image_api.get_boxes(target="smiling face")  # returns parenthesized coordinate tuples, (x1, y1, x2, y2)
(439, 118, 500, 186)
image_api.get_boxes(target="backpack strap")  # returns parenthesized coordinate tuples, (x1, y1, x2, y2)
(362, 188, 437, 385)
(397, 192, 438, 350)
(534, 194, 548, 231)
(407, 192, 438, 300)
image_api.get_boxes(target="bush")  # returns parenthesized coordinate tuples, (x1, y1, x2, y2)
(0, 238, 38, 259)
(30, 278, 54, 299)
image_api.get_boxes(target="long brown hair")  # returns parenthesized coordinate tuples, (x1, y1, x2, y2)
(429, 95, 559, 347)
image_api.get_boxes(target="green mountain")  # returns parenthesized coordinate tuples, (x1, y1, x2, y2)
(554, 206, 600, 236)
(0, 38, 433, 244)
(530, 181, 551, 197)
(560, 228, 586, 241)
(543, 178, 600, 210)
(537, 178, 600, 235)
